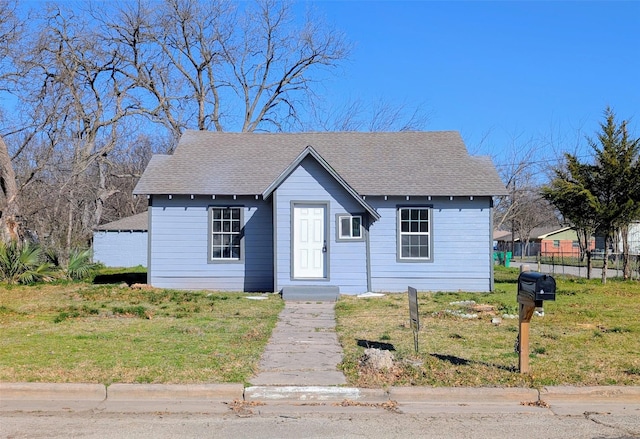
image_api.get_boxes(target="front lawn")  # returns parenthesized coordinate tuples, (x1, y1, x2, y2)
(0, 281, 282, 385)
(335, 267, 640, 388)
(1, 266, 638, 388)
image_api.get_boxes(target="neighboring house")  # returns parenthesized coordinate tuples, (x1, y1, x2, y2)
(492, 230, 510, 250)
(93, 212, 148, 268)
(538, 227, 596, 257)
(133, 131, 506, 296)
(616, 221, 640, 256)
(497, 226, 596, 258)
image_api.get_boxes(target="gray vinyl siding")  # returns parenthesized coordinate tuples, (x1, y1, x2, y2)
(93, 231, 148, 268)
(148, 195, 273, 291)
(274, 157, 368, 294)
(368, 197, 493, 292)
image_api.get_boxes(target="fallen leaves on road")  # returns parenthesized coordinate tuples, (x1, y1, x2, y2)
(520, 399, 550, 408)
(226, 399, 266, 416)
(334, 399, 400, 412)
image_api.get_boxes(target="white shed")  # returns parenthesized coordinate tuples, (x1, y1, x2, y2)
(93, 212, 148, 267)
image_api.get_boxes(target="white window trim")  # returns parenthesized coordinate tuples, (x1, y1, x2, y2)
(208, 206, 244, 263)
(397, 206, 432, 262)
(337, 214, 363, 240)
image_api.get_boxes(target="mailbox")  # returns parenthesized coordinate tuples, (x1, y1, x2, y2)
(517, 271, 556, 304)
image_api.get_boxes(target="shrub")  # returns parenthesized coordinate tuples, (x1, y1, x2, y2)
(46, 247, 100, 281)
(0, 241, 55, 284)
(65, 248, 99, 280)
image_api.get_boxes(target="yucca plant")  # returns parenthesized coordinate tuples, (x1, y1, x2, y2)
(0, 241, 55, 284)
(63, 248, 99, 280)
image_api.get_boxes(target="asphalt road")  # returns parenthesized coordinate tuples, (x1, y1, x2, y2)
(2, 406, 639, 439)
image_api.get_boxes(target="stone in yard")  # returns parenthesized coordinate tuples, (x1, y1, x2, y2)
(360, 348, 394, 371)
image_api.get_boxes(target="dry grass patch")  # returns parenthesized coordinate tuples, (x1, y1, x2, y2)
(336, 270, 640, 388)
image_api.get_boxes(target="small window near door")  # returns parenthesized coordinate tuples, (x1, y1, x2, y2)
(337, 215, 362, 240)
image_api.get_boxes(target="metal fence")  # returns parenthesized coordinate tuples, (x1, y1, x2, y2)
(538, 250, 640, 280)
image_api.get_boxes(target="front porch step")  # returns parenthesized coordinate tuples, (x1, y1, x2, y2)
(281, 286, 340, 302)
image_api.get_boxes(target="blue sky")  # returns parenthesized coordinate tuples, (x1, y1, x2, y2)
(309, 1, 640, 164)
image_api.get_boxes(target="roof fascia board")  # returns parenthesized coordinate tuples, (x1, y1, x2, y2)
(537, 227, 572, 239)
(262, 145, 381, 220)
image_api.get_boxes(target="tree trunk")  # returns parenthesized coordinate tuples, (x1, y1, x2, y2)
(601, 236, 609, 284)
(621, 224, 631, 280)
(577, 228, 592, 279)
(0, 135, 22, 243)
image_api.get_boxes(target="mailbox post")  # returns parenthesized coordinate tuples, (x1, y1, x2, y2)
(408, 286, 419, 353)
(517, 266, 556, 374)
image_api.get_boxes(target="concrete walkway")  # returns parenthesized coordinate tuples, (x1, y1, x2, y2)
(249, 301, 347, 387)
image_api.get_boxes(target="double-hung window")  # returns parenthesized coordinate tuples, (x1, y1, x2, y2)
(338, 215, 362, 240)
(398, 207, 431, 261)
(209, 207, 243, 261)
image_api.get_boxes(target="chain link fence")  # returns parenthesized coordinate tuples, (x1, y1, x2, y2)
(538, 250, 640, 280)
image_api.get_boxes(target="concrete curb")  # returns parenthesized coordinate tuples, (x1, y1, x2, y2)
(388, 386, 540, 404)
(540, 385, 640, 403)
(107, 383, 243, 401)
(0, 382, 107, 412)
(0, 383, 244, 413)
(245, 386, 386, 402)
(103, 384, 244, 414)
(1, 383, 638, 413)
(539, 386, 640, 416)
(0, 382, 106, 400)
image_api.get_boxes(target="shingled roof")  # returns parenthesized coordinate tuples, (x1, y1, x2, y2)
(133, 131, 507, 197)
(95, 212, 148, 231)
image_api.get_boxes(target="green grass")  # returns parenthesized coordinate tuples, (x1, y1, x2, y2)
(335, 267, 640, 388)
(0, 280, 283, 385)
(2, 266, 639, 388)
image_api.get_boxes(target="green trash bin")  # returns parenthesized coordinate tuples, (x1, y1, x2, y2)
(496, 251, 504, 265)
(505, 251, 512, 267)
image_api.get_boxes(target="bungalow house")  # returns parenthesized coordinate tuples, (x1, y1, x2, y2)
(93, 211, 148, 268)
(133, 131, 507, 298)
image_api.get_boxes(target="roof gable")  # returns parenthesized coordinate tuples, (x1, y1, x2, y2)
(262, 145, 380, 220)
(133, 131, 507, 197)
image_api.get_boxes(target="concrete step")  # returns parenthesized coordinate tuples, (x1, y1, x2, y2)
(281, 286, 340, 301)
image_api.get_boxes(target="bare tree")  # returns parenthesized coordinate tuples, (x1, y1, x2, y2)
(105, 0, 349, 135)
(0, 0, 25, 243)
(1, 0, 352, 255)
(0, 0, 21, 87)
(100, 132, 169, 223)
(13, 4, 144, 255)
(0, 135, 21, 241)
(491, 134, 561, 258)
(308, 97, 429, 132)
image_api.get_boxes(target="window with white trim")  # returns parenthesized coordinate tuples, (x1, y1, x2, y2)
(210, 207, 242, 261)
(338, 215, 362, 240)
(398, 207, 431, 260)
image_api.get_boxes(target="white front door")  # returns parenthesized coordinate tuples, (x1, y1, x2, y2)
(293, 205, 326, 279)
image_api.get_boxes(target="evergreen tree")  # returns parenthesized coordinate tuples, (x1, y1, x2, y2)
(542, 107, 640, 282)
